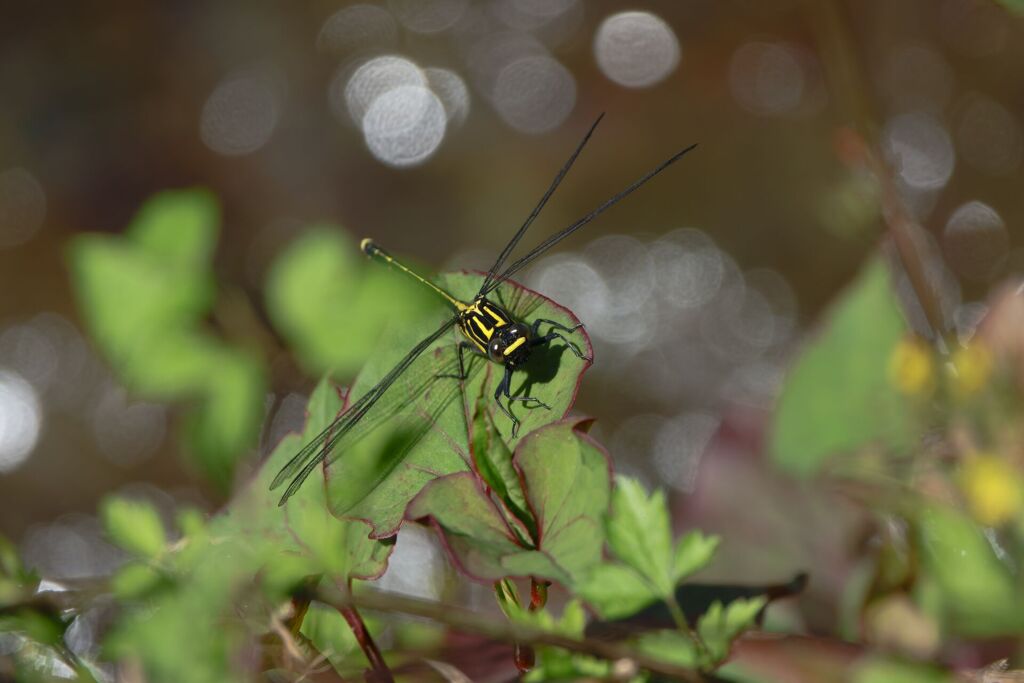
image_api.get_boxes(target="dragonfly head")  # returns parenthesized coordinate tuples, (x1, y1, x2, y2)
(487, 322, 532, 367)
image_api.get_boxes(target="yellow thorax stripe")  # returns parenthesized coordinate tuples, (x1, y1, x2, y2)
(503, 337, 527, 356)
(472, 316, 493, 338)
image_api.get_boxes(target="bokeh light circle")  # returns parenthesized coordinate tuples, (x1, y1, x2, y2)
(883, 112, 955, 191)
(594, 11, 680, 88)
(0, 369, 42, 473)
(343, 56, 427, 128)
(729, 41, 806, 116)
(942, 200, 1008, 282)
(200, 70, 282, 156)
(389, 0, 467, 34)
(425, 67, 470, 127)
(492, 55, 576, 133)
(317, 4, 398, 55)
(362, 85, 447, 167)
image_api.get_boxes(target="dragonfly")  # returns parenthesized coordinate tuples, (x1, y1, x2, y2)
(271, 114, 697, 506)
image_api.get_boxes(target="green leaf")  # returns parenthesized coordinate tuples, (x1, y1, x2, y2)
(67, 189, 266, 488)
(606, 476, 674, 596)
(915, 504, 1023, 636)
(299, 602, 362, 675)
(101, 497, 167, 558)
(696, 597, 766, 663)
(770, 257, 912, 474)
(635, 630, 700, 669)
(672, 531, 720, 584)
(636, 598, 765, 670)
(265, 228, 439, 376)
(575, 562, 660, 620)
(112, 563, 165, 600)
(325, 272, 593, 537)
(129, 188, 219, 267)
(407, 420, 609, 583)
(993, 0, 1024, 15)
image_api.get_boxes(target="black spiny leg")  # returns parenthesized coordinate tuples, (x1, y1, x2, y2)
(530, 318, 592, 362)
(439, 341, 476, 381)
(494, 365, 520, 437)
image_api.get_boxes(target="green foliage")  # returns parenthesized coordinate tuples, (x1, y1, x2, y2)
(321, 271, 592, 537)
(67, 189, 265, 488)
(407, 419, 609, 584)
(106, 378, 392, 683)
(852, 657, 954, 683)
(914, 504, 1023, 636)
(100, 497, 166, 559)
(635, 598, 766, 670)
(771, 257, 912, 474)
(577, 476, 719, 619)
(265, 228, 439, 376)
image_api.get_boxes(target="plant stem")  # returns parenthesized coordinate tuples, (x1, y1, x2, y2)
(332, 582, 394, 683)
(317, 583, 707, 682)
(667, 595, 710, 662)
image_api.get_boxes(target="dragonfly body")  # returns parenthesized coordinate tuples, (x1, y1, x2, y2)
(361, 238, 586, 434)
(271, 116, 697, 506)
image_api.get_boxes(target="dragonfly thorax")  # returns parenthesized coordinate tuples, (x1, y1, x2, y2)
(458, 297, 532, 367)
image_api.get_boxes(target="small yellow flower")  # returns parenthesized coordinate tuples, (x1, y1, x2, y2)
(948, 342, 994, 397)
(887, 337, 935, 396)
(959, 454, 1022, 527)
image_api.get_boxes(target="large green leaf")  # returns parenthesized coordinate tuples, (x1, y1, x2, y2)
(322, 271, 593, 537)
(265, 228, 440, 376)
(914, 504, 1023, 636)
(770, 257, 912, 474)
(67, 189, 265, 488)
(405, 419, 609, 583)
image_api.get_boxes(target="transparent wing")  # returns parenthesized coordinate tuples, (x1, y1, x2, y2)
(271, 315, 461, 505)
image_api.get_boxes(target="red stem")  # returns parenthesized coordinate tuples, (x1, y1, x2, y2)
(339, 603, 394, 683)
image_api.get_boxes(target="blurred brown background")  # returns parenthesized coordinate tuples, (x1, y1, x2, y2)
(1, 0, 1021, 628)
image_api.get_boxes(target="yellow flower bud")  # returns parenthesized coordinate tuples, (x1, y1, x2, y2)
(948, 342, 994, 397)
(888, 337, 935, 396)
(959, 454, 1022, 527)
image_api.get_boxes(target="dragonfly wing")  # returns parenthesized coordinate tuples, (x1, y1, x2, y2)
(272, 315, 460, 505)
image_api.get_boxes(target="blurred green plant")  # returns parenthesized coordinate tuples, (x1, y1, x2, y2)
(68, 190, 265, 488)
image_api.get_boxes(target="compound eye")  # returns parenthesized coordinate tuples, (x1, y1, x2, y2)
(488, 338, 505, 362)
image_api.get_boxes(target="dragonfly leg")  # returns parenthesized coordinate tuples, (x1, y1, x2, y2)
(494, 365, 521, 437)
(530, 318, 592, 362)
(438, 341, 476, 381)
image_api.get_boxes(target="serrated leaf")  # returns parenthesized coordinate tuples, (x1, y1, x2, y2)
(101, 497, 167, 558)
(770, 257, 913, 474)
(606, 476, 674, 597)
(672, 531, 720, 584)
(696, 597, 766, 663)
(407, 420, 608, 583)
(324, 272, 592, 537)
(265, 228, 439, 376)
(575, 562, 659, 620)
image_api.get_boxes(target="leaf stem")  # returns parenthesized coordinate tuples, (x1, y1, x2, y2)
(666, 595, 710, 663)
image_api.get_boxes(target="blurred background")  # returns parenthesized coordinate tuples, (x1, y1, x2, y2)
(1, 0, 1022, 647)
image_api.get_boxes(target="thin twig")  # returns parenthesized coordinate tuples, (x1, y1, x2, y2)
(807, 0, 951, 351)
(316, 583, 707, 682)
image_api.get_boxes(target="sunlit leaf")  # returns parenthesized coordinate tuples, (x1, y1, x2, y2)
(771, 257, 913, 474)
(265, 228, 439, 376)
(406, 420, 608, 584)
(606, 476, 674, 596)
